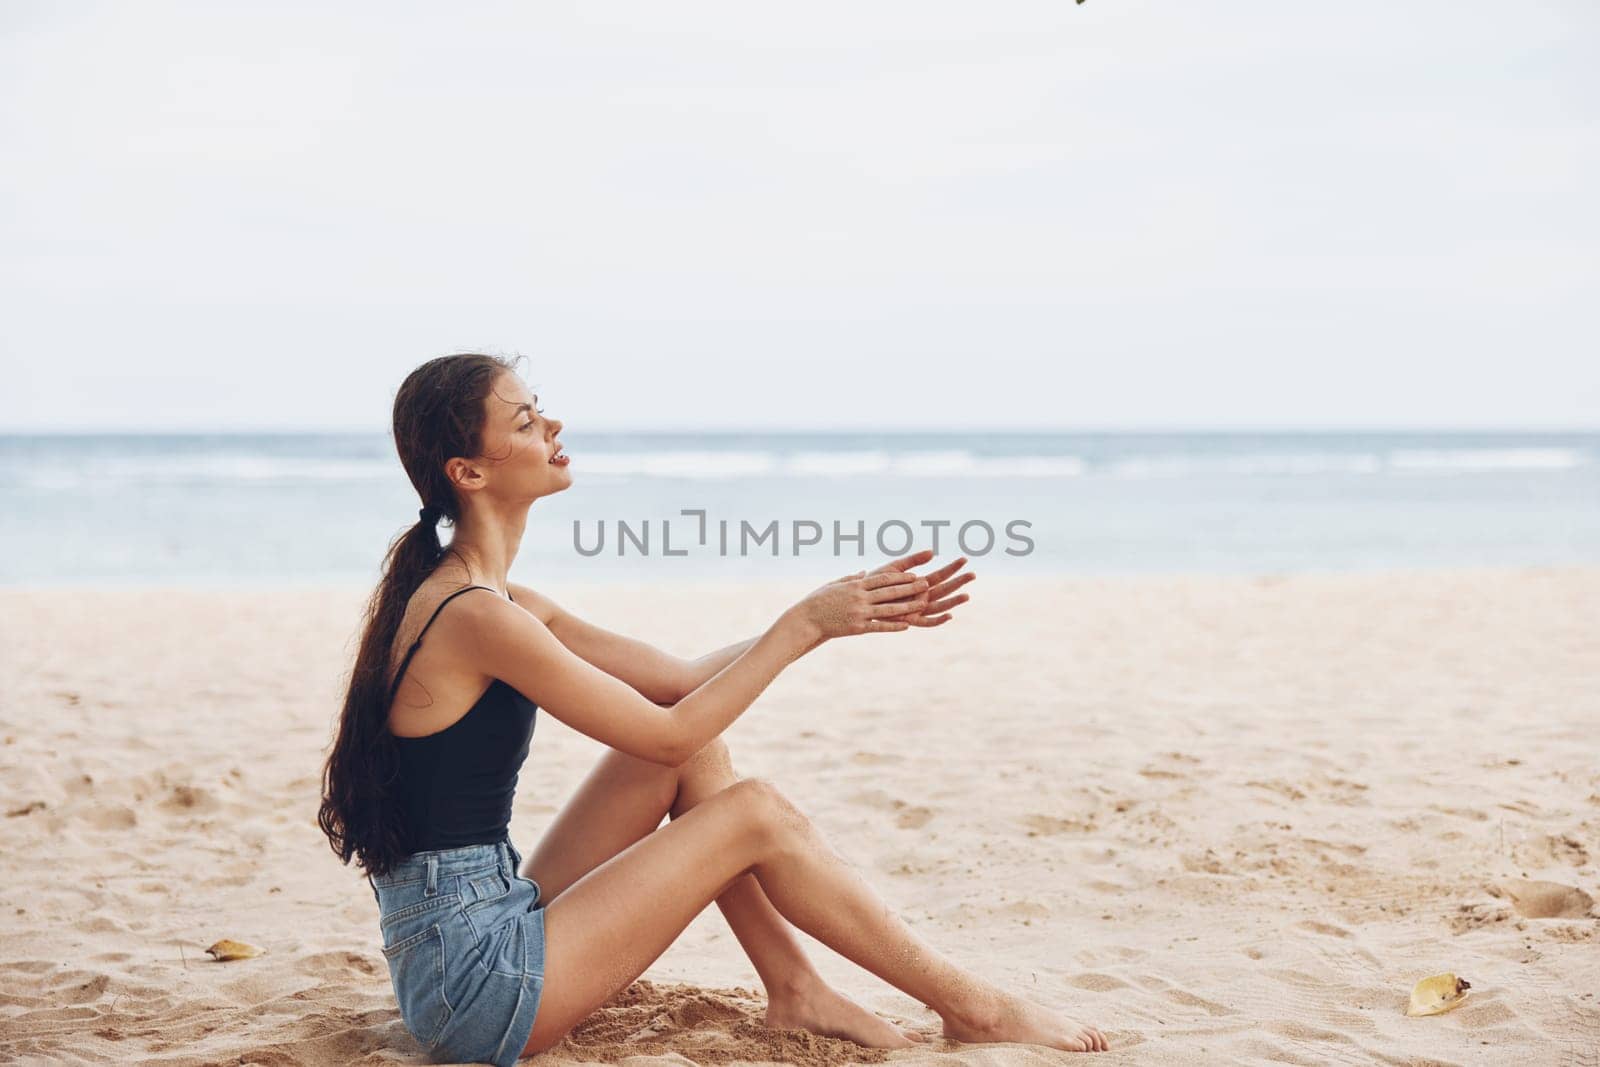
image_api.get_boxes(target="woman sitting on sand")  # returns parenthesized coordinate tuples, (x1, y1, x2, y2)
(318, 353, 1109, 1064)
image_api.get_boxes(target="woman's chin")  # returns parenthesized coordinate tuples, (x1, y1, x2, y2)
(526, 476, 573, 504)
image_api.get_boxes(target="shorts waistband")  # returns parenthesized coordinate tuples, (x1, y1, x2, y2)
(369, 834, 518, 888)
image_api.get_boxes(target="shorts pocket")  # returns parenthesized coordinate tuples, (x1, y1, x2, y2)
(466, 868, 514, 910)
(380, 889, 464, 929)
(382, 922, 453, 1050)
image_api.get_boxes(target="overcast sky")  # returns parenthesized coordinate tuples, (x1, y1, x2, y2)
(2, 1, 1596, 432)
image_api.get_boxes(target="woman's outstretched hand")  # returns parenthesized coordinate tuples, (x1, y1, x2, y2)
(793, 549, 974, 641)
(792, 570, 930, 641)
(862, 549, 974, 627)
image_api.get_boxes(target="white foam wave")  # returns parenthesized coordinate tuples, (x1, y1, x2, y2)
(1107, 453, 1385, 478)
(1385, 448, 1585, 472)
(589, 450, 1088, 478)
(7, 444, 1586, 490)
(785, 451, 893, 475)
(10, 455, 395, 490)
(571, 451, 779, 479)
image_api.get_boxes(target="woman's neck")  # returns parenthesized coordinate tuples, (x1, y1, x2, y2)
(442, 503, 528, 591)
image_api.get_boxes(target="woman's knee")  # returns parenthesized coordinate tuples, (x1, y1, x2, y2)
(723, 776, 812, 846)
(680, 733, 732, 774)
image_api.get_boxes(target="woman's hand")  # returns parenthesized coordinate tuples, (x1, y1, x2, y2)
(792, 570, 929, 641)
(863, 549, 974, 627)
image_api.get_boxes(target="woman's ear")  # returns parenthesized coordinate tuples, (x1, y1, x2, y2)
(445, 456, 488, 491)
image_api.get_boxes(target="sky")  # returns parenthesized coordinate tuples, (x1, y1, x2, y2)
(2, 1, 1597, 432)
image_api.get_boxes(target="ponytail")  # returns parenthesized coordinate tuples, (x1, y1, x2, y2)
(317, 353, 518, 879)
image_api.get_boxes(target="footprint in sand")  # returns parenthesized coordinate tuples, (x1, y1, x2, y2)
(298, 949, 381, 980)
(1511, 832, 1591, 869)
(1245, 779, 1308, 801)
(1312, 774, 1371, 806)
(997, 900, 1051, 922)
(86, 804, 139, 831)
(1180, 848, 1226, 874)
(0, 960, 63, 978)
(1163, 987, 1238, 1016)
(895, 806, 933, 829)
(1449, 901, 1513, 934)
(39, 969, 112, 1004)
(1426, 804, 1490, 821)
(1022, 813, 1096, 836)
(159, 783, 221, 814)
(846, 789, 935, 830)
(849, 751, 904, 766)
(85, 914, 142, 936)
(1068, 972, 1132, 992)
(85, 951, 134, 965)
(1494, 880, 1595, 919)
(1136, 752, 1201, 780)
(1295, 920, 1353, 939)
(1076, 945, 1147, 966)
(1497, 799, 1542, 816)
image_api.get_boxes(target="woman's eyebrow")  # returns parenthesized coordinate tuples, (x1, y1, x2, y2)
(510, 396, 539, 420)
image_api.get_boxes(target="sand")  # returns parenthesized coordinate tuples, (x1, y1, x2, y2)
(2, 567, 1597, 1066)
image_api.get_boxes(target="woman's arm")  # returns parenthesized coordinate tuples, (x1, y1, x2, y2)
(679, 636, 761, 698)
(677, 552, 968, 691)
(470, 573, 924, 765)
(510, 551, 963, 703)
(508, 583, 691, 705)
(468, 592, 821, 766)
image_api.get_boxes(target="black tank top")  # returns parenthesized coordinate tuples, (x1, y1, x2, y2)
(386, 585, 538, 852)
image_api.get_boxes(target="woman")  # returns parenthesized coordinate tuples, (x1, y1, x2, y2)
(318, 353, 1109, 1064)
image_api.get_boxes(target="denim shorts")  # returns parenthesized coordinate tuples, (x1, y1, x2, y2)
(370, 835, 548, 1066)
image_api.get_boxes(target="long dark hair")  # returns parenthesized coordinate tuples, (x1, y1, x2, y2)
(318, 352, 521, 879)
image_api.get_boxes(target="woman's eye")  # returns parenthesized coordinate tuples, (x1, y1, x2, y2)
(520, 422, 535, 432)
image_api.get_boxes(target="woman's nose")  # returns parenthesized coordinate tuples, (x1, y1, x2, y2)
(550, 418, 564, 437)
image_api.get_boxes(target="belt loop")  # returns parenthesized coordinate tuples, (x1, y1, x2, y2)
(499, 839, 513, 878)
(425, 855, 438, 896)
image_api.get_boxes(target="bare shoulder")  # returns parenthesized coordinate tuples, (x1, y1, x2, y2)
(507, 581, 562, 627)
(391, 579, 484, 653)
(421, 582, 561, 680)
(385, 581, 519, 715)
(472, 582, 678, 763)
(391, 580, 527, 662)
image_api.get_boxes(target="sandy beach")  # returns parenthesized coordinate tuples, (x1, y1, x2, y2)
(2, 567, 1597, 1066)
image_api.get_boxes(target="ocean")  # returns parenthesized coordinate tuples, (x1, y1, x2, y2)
(1, 431, 1596, 586)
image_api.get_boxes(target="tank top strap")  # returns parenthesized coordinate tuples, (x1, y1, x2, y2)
(387, 585, 506, 703)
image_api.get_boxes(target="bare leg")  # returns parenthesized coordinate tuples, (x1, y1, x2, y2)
(668, 743, 924, 1045)
(520, 776, 1108, 1057)
(519, 740, 919, 1046)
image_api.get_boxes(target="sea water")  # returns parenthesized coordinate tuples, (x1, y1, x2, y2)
(1, 431, 1595, 585)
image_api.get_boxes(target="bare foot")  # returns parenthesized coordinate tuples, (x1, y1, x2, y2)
(942, 989, 1108, 1053)
(765, 983, 925, 1049)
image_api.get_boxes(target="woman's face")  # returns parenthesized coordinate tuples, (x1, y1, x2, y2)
(477, 371, 570, 500)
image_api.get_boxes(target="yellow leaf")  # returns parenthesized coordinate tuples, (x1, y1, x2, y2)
(205, 939, 264, 961)
(1405, 972, 1470, 1017)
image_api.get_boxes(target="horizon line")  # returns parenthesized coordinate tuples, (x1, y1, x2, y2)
(2, 425, 1599, 437)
